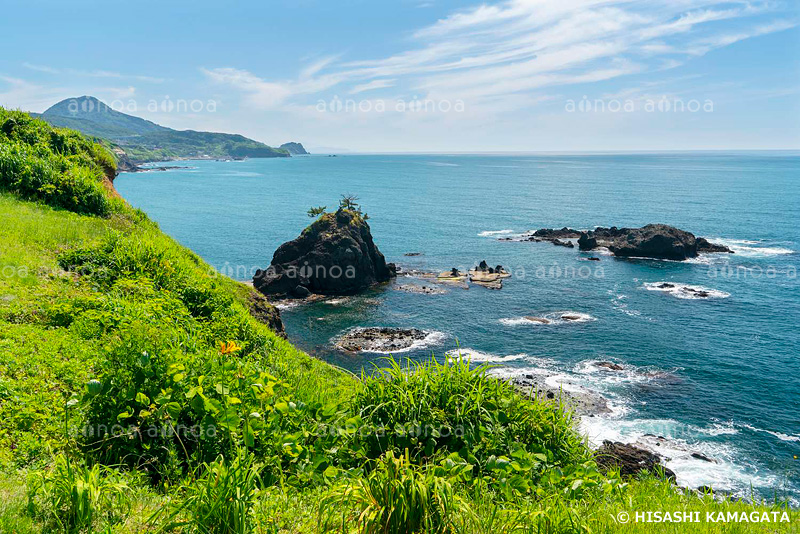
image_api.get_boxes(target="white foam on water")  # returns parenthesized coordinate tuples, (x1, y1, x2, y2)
(739, 423, 800, 442)
(324, 298, 349, 305)
(643, 282, 730, 299)
(708, 238, 795, 257)
(427, 161, 459, 167)
(499, 311, 597, 326)
(445, 347, 528, 363)
(275, 300, 302, 311)
(609, 292, 651, 319)
(486, 364, 553, 379)
(572, 360, 682, 391)
(695, 420, 740, 437)
(356, 330, 448, 354)
(579, 415, 785, 498)
(478, 229, 515, 237)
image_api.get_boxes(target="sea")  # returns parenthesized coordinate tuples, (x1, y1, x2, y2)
(116, 152, 800, 504)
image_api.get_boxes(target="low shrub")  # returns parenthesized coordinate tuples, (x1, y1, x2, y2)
(322, 450, 467, 534)
(26, 453, 130, 531)
(350, 357, 590, 482)
(0, 108, 116, 216)
(160, 451, 262, 534)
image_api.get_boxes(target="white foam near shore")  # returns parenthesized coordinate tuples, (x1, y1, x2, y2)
(499, 311, 597, 326)
(445, 347, 528, 364)
(739, 423, 800, 442)
(579, 415, 787, 499)
(361, 330, 448, 354)
(478, 229, 515, 237)
(707, 238, 795, 257)
(643, 282, 730, 299)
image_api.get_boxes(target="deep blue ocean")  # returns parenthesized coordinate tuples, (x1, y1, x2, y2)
(116, 153, 800, 503)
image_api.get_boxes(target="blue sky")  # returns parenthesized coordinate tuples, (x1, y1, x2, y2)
(1, 0, 798, 151)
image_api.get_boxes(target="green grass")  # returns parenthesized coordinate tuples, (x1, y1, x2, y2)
(0, 110, 796, 533)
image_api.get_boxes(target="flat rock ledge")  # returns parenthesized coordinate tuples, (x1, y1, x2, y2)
(595, 440, 677, 481)
(503, 224, 733, 261)
(510, 373, 611, 417)
(335, 327, 427, 353)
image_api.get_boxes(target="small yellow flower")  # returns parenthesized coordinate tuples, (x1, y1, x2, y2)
(219, 341, 242, 355)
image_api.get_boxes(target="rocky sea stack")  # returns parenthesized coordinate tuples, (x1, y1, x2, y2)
(578, 224, 732, 260)
(253, 208, 396, 297)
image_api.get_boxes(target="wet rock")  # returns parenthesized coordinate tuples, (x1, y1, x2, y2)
(246, 291, 286, 338)
(395, 284, 447, 295)
(335, 327, 428, 353)
(697, 237, 734, 254)
(524, 316, 552, 324)
(293, 285, 311, 298)
(532, 227, 582, 239)
(578, 232, 598, 251)
(596, 441, 676, 480)
(691, 452, 716, 463)
(511, 374, 611, 416)
(579, 225, 732, 261)
(551, 238, 575, 248)
(594, 361, 624, 371)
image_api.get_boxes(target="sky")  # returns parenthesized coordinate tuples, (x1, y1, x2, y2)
(1, 0, 799, 152)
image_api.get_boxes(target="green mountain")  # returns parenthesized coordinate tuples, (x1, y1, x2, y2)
(279, 141, 309, 155)
(40, 96, 290, 163)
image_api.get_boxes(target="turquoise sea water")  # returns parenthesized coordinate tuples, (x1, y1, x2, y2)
(116, 153, 800, 503)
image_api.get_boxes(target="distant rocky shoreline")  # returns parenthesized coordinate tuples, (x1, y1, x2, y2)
(501, 224, 732, 261)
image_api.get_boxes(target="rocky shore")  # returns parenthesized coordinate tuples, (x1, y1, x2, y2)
(502, 224, 733, 261)
(334, 327, 430, 353)
(510, 372, 612, 416)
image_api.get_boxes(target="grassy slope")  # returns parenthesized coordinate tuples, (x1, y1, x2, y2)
(0, 109, 796, 533)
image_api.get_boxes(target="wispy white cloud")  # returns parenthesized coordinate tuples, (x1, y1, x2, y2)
(22, 62, 165, 83)
(349, 79, 396, 94)
(204, 0, 794, 115)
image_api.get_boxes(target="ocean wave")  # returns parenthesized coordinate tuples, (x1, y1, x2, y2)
(275, 300, 302, 311)
(695, 421, 740, 436)
(707, 238, 795, 257)
(609, 292, 650, 319)
(579, 416, 783, 498)
(643, 282, 730, 299)
(427, 162, 459, 167)
(445, 347, 528, 363)
(478, 229, 515, 237)
(499, 311, 596, 326)
(739, 423, 800, 442)
(486, 364, 553, 379)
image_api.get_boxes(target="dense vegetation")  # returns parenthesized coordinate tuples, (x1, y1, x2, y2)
(0, 108, 795, 532)
(39, 96, 289, 163)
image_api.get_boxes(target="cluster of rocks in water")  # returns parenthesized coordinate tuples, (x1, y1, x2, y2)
(334, 327, 428, 353)
(249, 214, 737, 493)
(502, 224, 732, 261)
(578, 224, 733, 260)
(654, 282, 711, 298)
